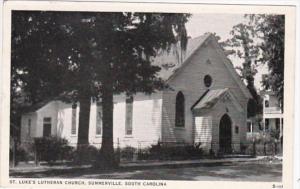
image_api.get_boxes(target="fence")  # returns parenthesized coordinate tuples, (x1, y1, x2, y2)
(241, 141, 282, 156)
(9, 139, 283, 167)
(116, 141, 283, 162)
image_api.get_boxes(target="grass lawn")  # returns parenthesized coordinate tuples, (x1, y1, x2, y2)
(10, 160, 282, 182)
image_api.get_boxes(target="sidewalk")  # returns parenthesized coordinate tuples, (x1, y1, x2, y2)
(121, 156, 266, 168)
(10, 156, 269, 174)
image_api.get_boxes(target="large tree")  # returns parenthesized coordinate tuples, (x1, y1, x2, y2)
(11, 11, 71, 140)
(87, 13, 190, 167)
(247, 14, 285, 109)
(11, 12, 103, 157)
(11, 11, 190, 167)
(225, 22, 262, 116)
(52, 13, 190, 166)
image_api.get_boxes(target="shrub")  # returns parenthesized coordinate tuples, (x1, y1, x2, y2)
(72, 145, 98, 164)
(34, 136, 74, 164)
(240, 143, 247, 154)
(120, 146, 137, 161)
(136, 148, 153, 160)
(62, 145, 75, 160)
(17, 146, 34, 162)
(139, 142, 203, 160)
(10, 145, 35, 164)
(184, 143, 203, 158)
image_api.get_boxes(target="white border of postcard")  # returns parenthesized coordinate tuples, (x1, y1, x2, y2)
(0, 0, 297, 189)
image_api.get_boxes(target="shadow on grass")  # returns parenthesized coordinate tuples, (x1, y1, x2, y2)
(10, 161, 232, 178)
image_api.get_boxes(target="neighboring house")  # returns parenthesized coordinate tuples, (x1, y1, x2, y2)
(20, 33, 253, 154)
(246, 116, 262, 141)
(261, 90, 283, 143)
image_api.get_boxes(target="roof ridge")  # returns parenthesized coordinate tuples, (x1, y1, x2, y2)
(164, 33, 212, 82)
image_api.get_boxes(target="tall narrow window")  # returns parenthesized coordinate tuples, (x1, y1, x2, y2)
(125, 96, 133, 135)
(71, 103, 77, 135)
(96, 103, 102, 135)
(235, 126, 239, 134)
(175, 91, 185, 127)
(43, 117, 52, 137)
(28, 119, 31, 137)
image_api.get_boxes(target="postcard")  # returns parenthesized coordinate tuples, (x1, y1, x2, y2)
(0, 1, 297, 189)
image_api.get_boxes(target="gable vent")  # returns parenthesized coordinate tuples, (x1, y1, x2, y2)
(206, 59, 212, 64)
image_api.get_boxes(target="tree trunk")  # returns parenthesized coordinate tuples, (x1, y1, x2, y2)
(76, 91, 91, 163)
(95, 79, 118, 168)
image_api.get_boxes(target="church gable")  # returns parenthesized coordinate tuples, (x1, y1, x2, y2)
(208, 36, 252, 99)
(155, 33, 251, 103)
(163, 33, 251, 106)
(153, 33, 211, 81)
(159, 34, 251, 144)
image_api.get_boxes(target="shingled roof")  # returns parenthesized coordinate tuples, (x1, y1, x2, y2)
(191, 88, 229, 110)
(191, 88, 243, 112)
(152, 33, 211, 81)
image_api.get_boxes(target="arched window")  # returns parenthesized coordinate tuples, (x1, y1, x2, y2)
(175, 91, 185, 127)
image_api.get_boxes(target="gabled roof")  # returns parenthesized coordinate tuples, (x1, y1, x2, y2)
(191, 88, 228, 110)
(22, 91, 76, 114)
(23, 99, 54, 114)
(152, 32, 252, 99)
(152, 33, 211, 81)
(24, 33, 252, 114)
(191, 88, 243, 112)
(210, 37, 252, 99)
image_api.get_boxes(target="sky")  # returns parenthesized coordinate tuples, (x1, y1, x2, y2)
(185, 14, 268, 90)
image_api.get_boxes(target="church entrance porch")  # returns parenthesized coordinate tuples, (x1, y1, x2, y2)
(191, 89, 244, 156)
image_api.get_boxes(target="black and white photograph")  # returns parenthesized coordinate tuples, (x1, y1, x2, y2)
(0, 1, 297, 188)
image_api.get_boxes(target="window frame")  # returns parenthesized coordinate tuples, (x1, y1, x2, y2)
(27, 119, 31, 137)
(71, 103, 77, 135)
(235, 126, 239, 134)
(125, 96, 133, 136)
(43, 117, 52, 137)
(204, 74, 213, 88)
(175, 91, 185, 128)
(96, 103, 103, 136)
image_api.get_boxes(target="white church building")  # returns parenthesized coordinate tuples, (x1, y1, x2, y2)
(20, 33, 253, 154)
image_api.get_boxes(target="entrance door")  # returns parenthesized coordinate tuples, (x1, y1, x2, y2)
(219, 114, 232, 154)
